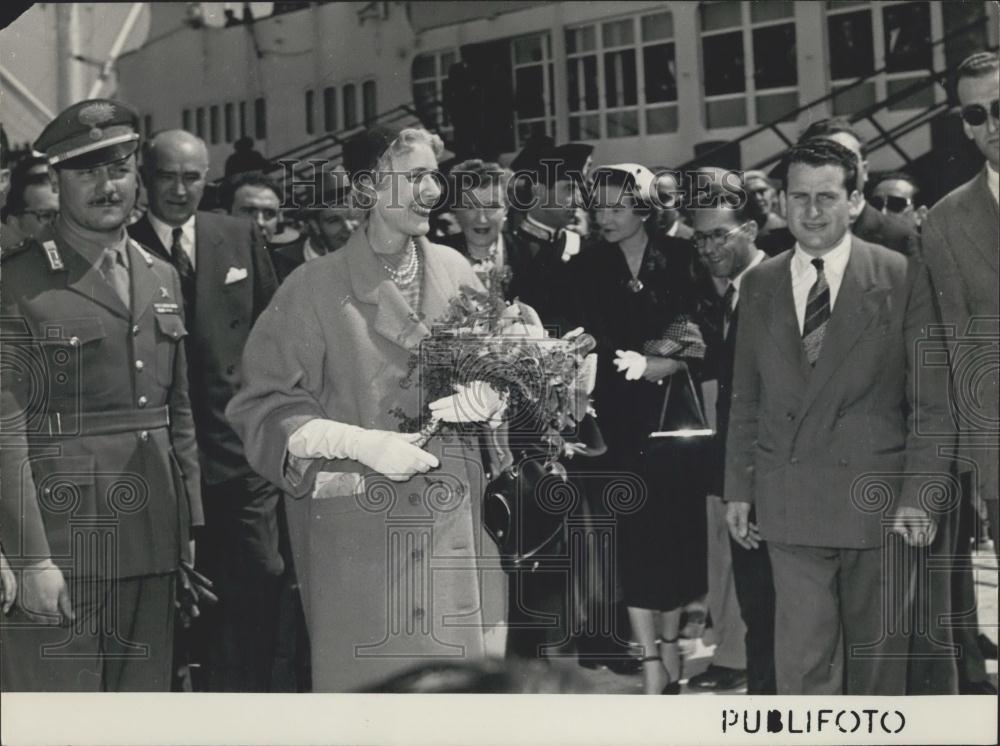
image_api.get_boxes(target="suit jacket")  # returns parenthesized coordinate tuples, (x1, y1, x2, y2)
(758, 203, 917, 258)
(0, 234, 202, 578)
(920, 166, 1000, 502)
(724, 237, 953, 548)
(224, 230, 504, 691)
(129, 211, 279, 485)
(270, 236, 307, 284)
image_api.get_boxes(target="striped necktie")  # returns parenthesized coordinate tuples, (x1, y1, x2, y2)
(722, 283, 736, 340)
(170, 227, 196, 312)
(802, 257, 830, 366)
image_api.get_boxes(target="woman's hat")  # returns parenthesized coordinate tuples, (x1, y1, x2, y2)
(341, 124, 403, 179)
(591, 162, 656, 204)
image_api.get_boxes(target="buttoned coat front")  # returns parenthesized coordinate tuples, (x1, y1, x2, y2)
(226, 230, 506, 692)
(919, 167, 999, 504)
(723, 238, 954, 549)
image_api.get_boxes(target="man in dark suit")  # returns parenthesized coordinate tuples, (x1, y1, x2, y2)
(1, 100, 201, 691)
(919, 50, 1000, 695)
(759, 118, 918, 257)
(129, 130, 284, 692)
(506, 136, 592, 337)
(724, 139, 952, 694)
(689, 174, 775, 694)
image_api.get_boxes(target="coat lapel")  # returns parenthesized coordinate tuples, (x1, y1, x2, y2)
(57, 235, 130, 319)
(764, 253, 811, 381)
(957, 168, 1000, 275)
(346, 230, 431, 352)
(797, 239, 886, 416)
(129, 215, 170, 262)
(194, 213, 235, 302)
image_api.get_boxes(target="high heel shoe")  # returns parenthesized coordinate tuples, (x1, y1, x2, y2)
(656, 637, 682, 695)
(639, 653, 680, 695)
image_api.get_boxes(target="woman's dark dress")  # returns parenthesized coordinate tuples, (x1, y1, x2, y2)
(579, 235, 708, 612)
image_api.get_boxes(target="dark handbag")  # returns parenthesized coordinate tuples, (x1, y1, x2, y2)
(647, 365, 714, 441)
(483, 452, 568, 574)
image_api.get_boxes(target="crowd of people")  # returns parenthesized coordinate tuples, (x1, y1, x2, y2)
(0, 50, 997, 696)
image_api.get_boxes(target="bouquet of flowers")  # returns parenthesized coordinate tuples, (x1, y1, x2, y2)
(393, 283, 596, 468)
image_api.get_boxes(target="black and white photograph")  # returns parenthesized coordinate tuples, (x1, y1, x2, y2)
(0, 1, 997, 744)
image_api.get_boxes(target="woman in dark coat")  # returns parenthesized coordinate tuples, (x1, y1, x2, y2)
(579, 164, 708, 694)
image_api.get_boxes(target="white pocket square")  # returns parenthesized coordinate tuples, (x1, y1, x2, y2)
(224, 267, 248, 285)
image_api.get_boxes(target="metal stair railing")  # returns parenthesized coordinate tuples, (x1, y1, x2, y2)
(678, 13, 992, 173)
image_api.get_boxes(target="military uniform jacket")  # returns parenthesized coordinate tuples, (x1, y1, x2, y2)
(0, 235, 202, 579)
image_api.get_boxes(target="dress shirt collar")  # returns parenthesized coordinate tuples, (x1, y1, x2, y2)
(148, 211, 197, 265)
(302, 237, 323, 262)
(792, 231, 852, 280)
(730, 248, 765, 295)
(54, 216, 129, 268)
(987, 162, 999, 205)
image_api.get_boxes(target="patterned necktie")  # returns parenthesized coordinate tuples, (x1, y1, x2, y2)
(170, 227, 196, 310)
(802, 257, 831, 366)
(100, 246, 130, 309)
(722, 283, 736, 339)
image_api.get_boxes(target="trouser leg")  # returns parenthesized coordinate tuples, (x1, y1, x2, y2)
(704, 495, 746, 669)
(767, 541, 843, 695)
(840, 539, 913, 696)
(730, 507, 776, 694)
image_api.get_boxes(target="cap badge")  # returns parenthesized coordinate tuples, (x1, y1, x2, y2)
(78, 102, 116, 141)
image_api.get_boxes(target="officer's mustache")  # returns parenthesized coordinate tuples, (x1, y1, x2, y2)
(89, 195, 124, 207)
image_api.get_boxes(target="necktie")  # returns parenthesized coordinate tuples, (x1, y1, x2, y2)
(170, 227, 196, 311)
(100, 247, 130, 308)
(722, 283, 736, 339)
(802, 257, 831, 366)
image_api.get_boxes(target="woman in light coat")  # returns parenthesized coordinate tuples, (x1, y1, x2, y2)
(227, 126, 506, 691)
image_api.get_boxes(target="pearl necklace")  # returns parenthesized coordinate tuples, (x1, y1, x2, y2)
(380, 238, 420, 286)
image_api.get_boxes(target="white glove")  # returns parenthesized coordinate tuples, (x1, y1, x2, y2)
(289, 419, 439, 482)
(499, 302, 546, 339)
(429, 381, 508, 427)
(613, 349, 648, 381)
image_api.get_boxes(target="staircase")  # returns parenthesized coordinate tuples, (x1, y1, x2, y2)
(678, 13, 995, 203)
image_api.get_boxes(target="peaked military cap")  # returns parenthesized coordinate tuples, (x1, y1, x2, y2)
(34, 98, 140, 169)
(511, 135, 593, 185)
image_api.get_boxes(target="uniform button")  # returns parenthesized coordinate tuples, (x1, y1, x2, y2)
(139, 430, 149, 442)
(836, 410, 846, 419)
(137, 396, 148, 408)
(408, 493, 420, 505)
(786, 412, 795, 421)
(69, 336, 80, 347)
(131, 325, 140, 336)
(838, 458, 848, 466)
(413, 608, 425, 620)
(789, 457, 799, 465)
(134, 360, 144, 371)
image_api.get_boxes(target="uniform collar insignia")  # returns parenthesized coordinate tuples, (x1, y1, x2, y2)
(520, 215, 563, 244)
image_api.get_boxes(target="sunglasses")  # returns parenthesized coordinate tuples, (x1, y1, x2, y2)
(960, 99, 999, 127)
(869, 195, 912, 214)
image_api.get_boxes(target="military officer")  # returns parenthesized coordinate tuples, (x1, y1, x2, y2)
(0, 99, 202, 691)
(506, 136, 593, 335)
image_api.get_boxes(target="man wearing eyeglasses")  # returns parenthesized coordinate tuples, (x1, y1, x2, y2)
(128, 130, 286, 693)
(919, 51, 1000, 695)
(1, 155, 59, 248)
(870, 172, 926, 231)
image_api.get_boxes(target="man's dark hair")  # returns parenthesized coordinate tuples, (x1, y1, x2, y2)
(1, 155, 50, 220)
(871, 170, 920, 198)
(696, 172, 769, 229)
(782, 139, 860, 194)
(798, 116, 865, 157)
(221, 170, 282, 212)
(954, 50, 999, 95)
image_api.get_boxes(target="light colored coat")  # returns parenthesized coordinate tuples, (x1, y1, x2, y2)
(226, 229, 505, 691)
(724, 237, 954, 549)
(919, 167, 999, 503)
